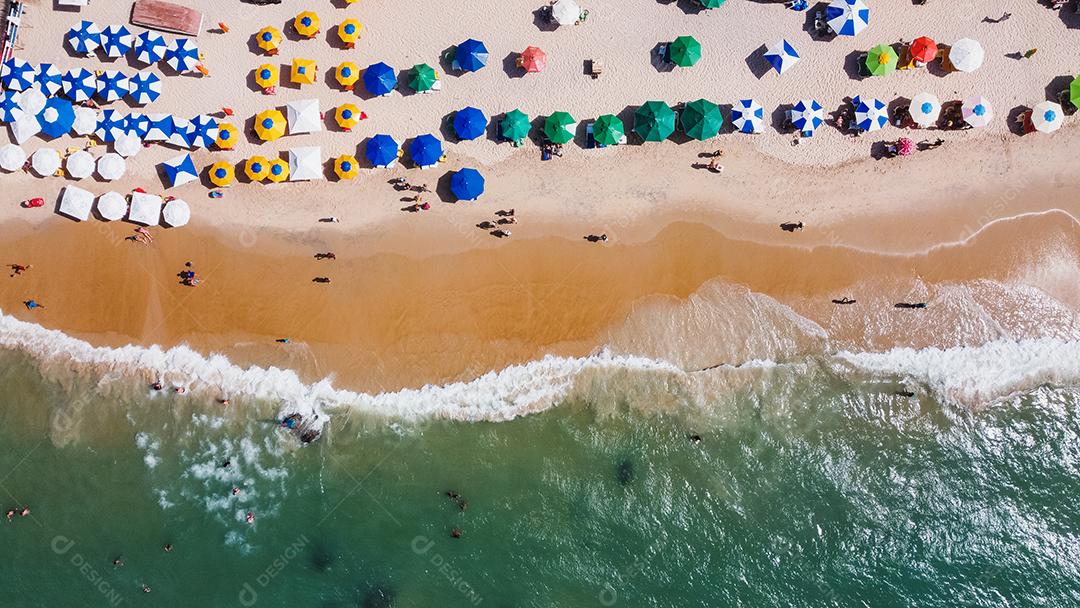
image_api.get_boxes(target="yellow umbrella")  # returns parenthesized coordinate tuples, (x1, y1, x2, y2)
(293, 11, 320, 38)
(244, 156, 270, 182)
(266, 158, 290, 183)
(291, 58, 317, 85)
(208, 161, 235, 187)
(334, 155, 358, 180)
(335, 103, 361, 130)
(254, 64, 278, 89)
(335, 61, 359, 88)
(345, 0, 359, 4)
(338, 19, 362, 46)
(253, 109, 286, 141)
(256, 26, 281, 53)
(215, 123, 238, 149)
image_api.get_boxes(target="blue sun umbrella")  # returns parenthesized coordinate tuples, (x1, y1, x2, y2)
(409, 134, 443, 168)
(0, 90, 22, 123)
(764, 40, 800, 74)
(1, 57, 35, 91)
(790, 99, 824, 136)
(363, 62, 397, 96)
(162, 153, 198, 187)
(451, 168, 485, 201)
(825, 0, 869, 37)
(127, 71, 162, 105)
(455, 39, 489, 72)
(165, 38, 200, 73)
(145, 114, 176, 142)
(35, 64, 63, 96)
(187, 114, 219, 149)
(731, 98, 765, 133)
(453, 106, 487, 140)
(95, 109, 127, 143)
(853, 95, 887, 131)
(169, 117, 193, 148)
(96, 70, 129, 103)
(36, 97, 75, 139)
(101, 25, 134, 58)
(67, 20, 102, 55)
(62, 68, 96, 102)
(366, 134, 400, 167)
(133, 31, 167, 65)
(124, 112, 151, 138)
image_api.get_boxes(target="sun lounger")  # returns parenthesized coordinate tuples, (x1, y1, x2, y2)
(588, 59, 603, 79)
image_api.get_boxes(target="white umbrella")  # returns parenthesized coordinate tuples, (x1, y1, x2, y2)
(162, 198, 191, 227)
(10, 114, 41, 144)
(96, 152, 126, 181)
(288, 146, 323, 181)
(286, 99, 322, 135)
(16, 87, 46, 115)
(551, 0, 581, 26)
(961, 96, 993, 128)
(113, 133, 143, 158)
(0, 144, 26, 171)
(95, 191, 127, 221)
(127, 191, 162, 225)
(909, 92, 941, 127)
(1031, 101, 1063, 134)
(948, 39, 984, 73)
(72, 106, 99, 136)
(59, 186, 94, 221)
(31, 148, 61, 176)
(66, 150, 94, 179)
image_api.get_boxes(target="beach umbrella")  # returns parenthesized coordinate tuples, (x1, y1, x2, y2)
(35, 64, 63, 97)
(124, 112, 151, 138)
(1071, 76, 1080, 110)
(162, 199, 190, 227)
(593, 114, 625, 146)
(338, 19, 362, 45)
(451, 168, 484, 201)
(410, 134, 443, 168)
(697, 0, 726, 7)
(9, 113, 39, 144)
(453, 106, 487, 140)
(335, 103, 361, 130)
(62, 68, 96, 102)
(67, 20, 102, 55)
(764, 40, 799, 75)
(133, 31, 167, 65)
(59, 186, 94, 221)
(669, 36, 702, 68)
(456, 39, 489, 72)
(163, 153, 198, 187)
(96, 70, 130, 103)
(288, 147, 322, 181)
(731, 98, 765, 133)
(244, 156, 270, 181)
(187, 114, 219, 148)
(72, 106, 98, 135)
(254, 64, 279, 89)
(101, 25, 134, 58)
(948, 38, 984, 73)
(128, 71, 162, 105)
(165, 38, 200, 73)
(826, 0, 869, 37)
(335, 62, 359, 88)
(1, 57, 35, 91)
(169, 117, 193, 148)
(268, 158, 291, 182)
(410, 64, 438, 92)
(128, 192, 163, 225)
(113, 133, 143, 158)
(909, 92, 940, 127)
(208, 161, 235, 187)
(0, 144, 26, 171)
(363, 62, 397, 96)
(31, 148, 60, 176)
(500, 109, 531, 142)
(866, 44, 898, 77)
(294, 11, 320, 38)
(544, 111, 576, 144)
(520, 47, 547, 73)
(1031, 101, 1063, 134)
(286, 98, 321, 134)
(0, 90, 22, 123)
(853, 95, 887, 132)
(14, 86, 44, 116)
(366, 134, 399, 167)
(634, 101, 676, 141)
(254, 109, 286, 141)
(215, 122, 238, 149)
(897, 137, 915, 156)
(36, 97, 75, 139)
(291, 58, 317, 85)
(910, 37, 938, 64)
(681, 99, 723, 140)
(65, 150, 94, 179)
(96, 192, 127, 221)
(551, 0, 581, 26)
(256, 26, 282, 53)
(145, 113, 176, 142)
(96, 152, 126, 181)
(334, 155, 358, 180)
(95, 109, 126, 143)
(790, 99, 824, 135)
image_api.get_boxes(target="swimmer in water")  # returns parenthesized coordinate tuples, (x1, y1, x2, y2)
(152, 382, 163, 391)
(163, 544, 172, 553)
(5, 510, 13, 522)
(20, 507, 29, 517)
(246, 512, 255, 524)
(232, 487, 241, 496)
(113, 556, 124, 567)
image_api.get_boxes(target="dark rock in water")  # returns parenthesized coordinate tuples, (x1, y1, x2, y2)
(615, 459, 635, 485)
(361, 584, 395, 608)
(894, 390, 916, 398)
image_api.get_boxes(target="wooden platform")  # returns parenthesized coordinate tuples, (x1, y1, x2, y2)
(130, 0, 203, 36)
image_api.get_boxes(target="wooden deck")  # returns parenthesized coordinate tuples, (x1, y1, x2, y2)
(130, 0, 203, 36)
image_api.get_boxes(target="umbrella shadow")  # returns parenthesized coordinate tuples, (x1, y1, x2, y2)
(531, 7, 559, 32)
(435, 171, 456, 203)
(397, 69, 419, 97)
(745, 45, 772, 80)
(771, 104, 794, 134)
(717, 103, 735, 134)
(889, 96, 913, 128)
(616, 105, 639, 143)
(673, 0, 707, 15)
(277, 62, 307, 91)
(245, 33, 265, 56)
(651, 43, 675, 73)
(803, 3, 836, 42)
(245, 68, 265, 94)
(1044, 74, 1075, 108)
(843, 50, 869, 80)
(1060, 6, 1080, 29)
(502, 52, 525, 79)
(439, 111, 459, 142)
(438, 46, 460, 77)
(281, 20, 312, 43)
(487, 114, 505, 143)
(925, 55, 951, 78)
(1006, 105, 1030, 136)
(52, 0, 81, 12)
(527, 115, 547, 146)
(241, 114, 263, 145)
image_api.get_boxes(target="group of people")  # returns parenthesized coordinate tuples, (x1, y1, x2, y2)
(476, 208, 515, 238)
(4, 506, 30, 521)
(178, 262, 200, 287)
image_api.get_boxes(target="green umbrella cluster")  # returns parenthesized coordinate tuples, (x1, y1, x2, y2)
(681, 99, 723, 140)
(865, 44, 898, 77)
(544, 111, 576, 144)
(669, 35, 702, 67)
(409, 64, 438, 92)
(1071, 75, 1080, 110)
(501, 109, 530, 142)
(593, 114, 625, 146)
(633, 101, 676, 142)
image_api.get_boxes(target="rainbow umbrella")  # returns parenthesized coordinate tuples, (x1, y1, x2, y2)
(866, 44, 898, 77)
(291, 58, 317, 85)
(451, 168, 484, 201)
(669, 36, 702, 67)
(67, 20, 102, 55)
(62, 68, 96, 102)
(363, 62, 396, 96)
(410, 134, 443, 168)
(961, 95, 993, 128)
(335, 62, 359, 88)
(266, 158, 290, 183)
(208, 161, 234, 186)
(254, 64, 278, 89)
(1031, 101, 1063, 134)
(456, 39, 489, 72)
(334, 155, 359, 180)
(101, 25, 133, 58)
(244, 156, 270, 181)
(257, 26, 282, 53)
(215, 122, 238, 148)
(910, 37, 938, 64)
(453, 106, 487, 140)
(338, 19, 362, 45)
(294, 12, 320, 38)
(35, 64, 63, 97)
(521, 47, 547, 73)
(133, 31, 167, 65)
(681, 99, 723, 140)
(410, 64, 438, 92)
(593, 114, 625, 146)
(366, 134, 399, 167)
(500, 109, 530, 143)
(543, 111, 575, 144)
(254, 109, 286, 141)
(165, 38, 200, 73)
(1, 57, 35, 91)
(335, 103, 361, 130)
(633, 101, 676, 142)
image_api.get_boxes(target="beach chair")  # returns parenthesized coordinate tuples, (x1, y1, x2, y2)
(588, 59, 603, 79)
(585, 122, 597, 148)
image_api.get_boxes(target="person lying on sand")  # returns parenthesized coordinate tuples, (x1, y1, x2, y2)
(314, 252, 336, 260)
(780, 222, 804, 232)
(495, 209, 515, 217)
(584, 234, 608, 243)
(832, 297, 856, 304)
(477, 221, 496, 230)
(9, 264, 31, 277)
(894, 302, 928, 309)
(312, 277, 332, 284)
(490, 229, 511, 238)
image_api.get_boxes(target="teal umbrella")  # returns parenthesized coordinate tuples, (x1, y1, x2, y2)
(633, 101, 676, 142)
(669, 36, 702, 67)
(681, 99, 723, 140)
(544, 111, 575, 144)
(501, 109, 530, 142)
(593, 114, 624, 146)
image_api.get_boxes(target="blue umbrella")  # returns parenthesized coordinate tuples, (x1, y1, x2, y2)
(62, 68, 96, 102)
(1, 57, 35, 91)
(101, 25, 134, 58)
(67, 20, 102, 55)
(0, 90, 22, 123)
(451, 168, 485, 201)
(125, 113, 151, 138)
(409, 134, 443, 168)
(366, 134, 400, 167)
(764, 40, 800, 74)
(36, 64, 63, 96)
(162, 153, 198, 187)
(825, 0, 869, 37)
(128, 71, 162, 105)
(453, 106, 487, 140)
(145, 114, 176, 142)
(790, 99, 824, 135)
(169, 117, 193, 148)
(852, 95, 887, 131)
(455, 39, 489, 72)
(95, 109, 127, 143)
(165, 38, 200, 73)
(36, 97, 75, 139)
(363, 62, 397, 96)
(133, 31, 167, 65)
(187, 114, 219, 148)
(731, 98, 764, 134)
(96, 70, 129, 103)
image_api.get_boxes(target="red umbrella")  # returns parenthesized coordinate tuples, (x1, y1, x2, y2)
(521, 46, 547, 73)
(897, 137, 915, 156)
(910, 37, 938, 64)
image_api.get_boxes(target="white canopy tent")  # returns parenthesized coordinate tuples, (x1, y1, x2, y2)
(286, 99, 322, 135)
(128, 191, 163, 225)
(288, 146, 323, 181)
(10, 114, 41, 144)
(95, 192, 127, 221)
(59, 186, 94, 221)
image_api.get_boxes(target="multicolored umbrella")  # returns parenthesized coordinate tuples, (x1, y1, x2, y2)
(335, 62, 359, 88)
(163, 153, 198, 187)
(681, 99, 723, 140)
(266, 158, 290, 183)
(910, 37, 938, 64)
(291, 58, 317, 85)
(731, 98, 765, 133)
(410, 64, 438, 92)
(35, 64, 63, 97)
(128, 71, 162, 105)
(145, 114, 176, 142)
(909, 92, 940, 127)
(551, 0, 581, 26)
(363, 62, 396, 96)
(255, 64, 279, 89)
(456, 39, 489, 72)
(593, 114, 625, 146)
(1031, 101, 1063, 134)
(62, 68, 96, 102)
(866, 44, 898, 77)
(521, 47, 547, 73)
(544, 111, 576, 144)
(335, 103, 361, 130)
(187, 114, 219, 148)
(765, 40, 799, 75)
(208, 161, 234, 187)
(215, 122, 238, 148)
(294, 11, 320, 38)
(669, 36, 702, 67)
(165, 38, 200, 73)
(410, 134, 443, 168)
(634, 101, 676, 141)
(0, 144, 26, 172)
(338, 19, 362, 45)
(244, 156, 270, 181)
(451, 168, 485, 201)
(96, 152, 126, 181)
(334, 155, 358, 180)
(366, 134, 399, 167)
(67, 20, 102, 55)
(1, 57, 35, 91)
(96, 70, 130, 103)
(95, 109, 127, 143)
(256, 26, 282, 53)
(853, 95, 887, 131)
(133, 31, 167, 65)
(254, 109, 286, 141)
(948, 38, 984, 73)
(101, 25, 133, 58)
(962, 96, 993, 128)
(0, 90, 22, 123)
(500, 109, 530, 142)
(826, 0, 869, 37)
(36, 97, 75, 139)
(453, 106, 487, 140)
(790, 99, 824, 135)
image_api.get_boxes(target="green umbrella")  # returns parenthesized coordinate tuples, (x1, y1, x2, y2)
(544, 111, 575, 144)
(681, 99, 723, 140)
(669, 35, 702, 67)
(697, 0, 726, 7)
(1070, 75, 1080, 110)
(593, 114, 625, 146)
(865, 44, 898, 77)
(633, 101, 676, 142)
(410, 64, 437, 92)
(501, 109, 530, 142)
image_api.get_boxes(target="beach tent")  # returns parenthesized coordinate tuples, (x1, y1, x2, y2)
(454, 106, 487, 140)
(36, 97, 75, 139)
(10, 114, 41, 144)
(72, 106, 98, 135)
(128, 72, 162, 105)
(334, 103, 361, 130)
(215, 123, 238, 149)
(456, 39, 489, 72)
(145, 114, 176, 142)
(790, 99, 824, 136)
(113, 133, 143, 158)
(294, 11, 320, 38)
(826, 0, 869, 37)
(681, 99, 723, 140)
(909, 92, 940, 127)
(288, 147, 323, 181)
(338, 19, 362, 45)
(62, 68, 97, 103)
(101, 25, 134, 58)
(95, 192, 127, 221)
(165, 38, 200, 73)
(551, 0, 581, 26)
(187, 114, 219, 148)
(410, 64, 438, 92)
(256, 26, 282, 54)
(128, 192, 163, 225)
(244, 156, 270, 181)
(59, 186, 94, 221)
(634, 101, 676, 142)
(410, 134, 443, 168)
(96, 70, 130, 103)
(35, 64, 63, 97)
(95, 109, 126, 143)
(286, 99, 321, 135)
(266, 158, 290, 183)
(255, 64, 279, 89)
(208, 161, 234, 187)
(1031, 101, 1063, 134)
(254, 109, 286, 141)
(451, 168, 485, 201)
(31, 147, 60, 175)
(67, 20, 102, 55)
(65, 150, 94, 179)
(0, 144, 26, 171)
(366, 134, 399, 167)
(0, 90, 22, 123)
(544, 111, 576, 144)
(334, 155, 358, 180)
(363, 62, 397, 96)
(15, 87, 45, 116)
(764, 40, 799, 75)
(162, 199, 190, 227)
(1, 57, 35, 91)
(520, 47, 547, 74)
(162, 153, 198, 187)
(291, 59, 318, 85)
(669, 36, 702, 68)
(593, 114, 625, 146)
(335, 62, 360, 88)
(731, 98, 765, 133)
(948, 39, 984, 73)
(500, 109, 531, 143)
(910, 37, 938, 64)
(169, 117, 194, 148)
(124, 112, 151, 138)
(853, 95, 887, 131)
(96, 152, 126, 181)
(133, 31, 167, 65)
(866, 44, 898, 77)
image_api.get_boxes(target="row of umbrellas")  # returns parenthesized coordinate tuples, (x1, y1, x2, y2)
(58, 185, 188, 226)
(4, 147, 127, 180)
(2, 61, 164, 105)
(64, 22, 200, 72)
(865, 38, 983, 76)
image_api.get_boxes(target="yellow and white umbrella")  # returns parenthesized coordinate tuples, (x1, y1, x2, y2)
(254, 109, 286, 141)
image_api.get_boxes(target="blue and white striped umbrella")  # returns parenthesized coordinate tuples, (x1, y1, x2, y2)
(96, 70, 130, 103)
(145, 113, 176, 142)
(62, 68, 97, 102)
(853, 95, 887, 131)
(35, 64, 63, 97)
(731, 98, 765, 134)
(0, 90, 24, 123)
(133, 31, 168, 65)
(169, 117, 193, 148)
(67, 20, 102, 55)
(36, 97, 75, 139)
(791, 99, 824, 135)
(764, 40, 800, 75)
(826, 0, 869, 37)
(162, 153, 198, 187)
(101, 25, 134, 59)
(187, 114, 219, 149)
(165, 38, 200, 73)
(1, 57, 35, 91)
(95, 109, 127, 143)
(124, 112, 151, 138)
(127, 71, 162, 105)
